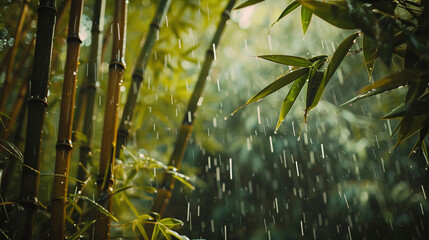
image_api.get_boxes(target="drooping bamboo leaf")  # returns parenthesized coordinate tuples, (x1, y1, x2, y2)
(159, 218, 184, 228)
(325, 32, 360, 82)
(421, 141, 429, 164)
(234, 0, 265, 9)
(358, 69, 417, 94)
(232, 68, 310, 115)
(363, 34, 376, 79)
(168, 170, 195, 190)
(299, 0, 357, 29)
(165, 229, 184, 240)
(68, 194, 119, 222)
(275, 71, 309, 132)
(258, 55, 312, 67)
(69, 220, 96, 240)
(152, 224, 160, 240)
(301, 6, 312, 35)
(271, 1, 301, 26)
(397, 114, 429, 145)
(304, 70, 324, 119)
(381, 104, 406, 119)
(159, 224, 172, 240)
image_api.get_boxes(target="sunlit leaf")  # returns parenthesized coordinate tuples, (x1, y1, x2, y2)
(271, 1, 300, 26)
(301, 6, 312, 35)
(159, 224, 172, 240)
(68, 194, 119, 222)
(363, 34, 376, 79)
(160, 218, 184, 228)
(165, 229, 184, 240)
(234, 0, 265, 10)
(231, 68, 310, 115)
(168, 170, 195, 190)
(325, 32, 360, 82)
(258, 55, 312, 67)
(69, 220, 96, 240)
(358, 69, 417, 94)
(275, 71, 309, 132)
(299, 0, 357, 29)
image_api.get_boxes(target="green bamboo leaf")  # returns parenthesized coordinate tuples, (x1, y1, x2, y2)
(381, 104, 406, 119)
(325, 32, 360, 82)
(271, 1, 300, 26)
(68, 194, 119, 222)
(69, 220, 96, 240)
(234, 0, 265, 10)
(159, 224, 172, 240)
(231, 68, 310, 115)
(160, 218, 184, 228)
(397, 114, 428, 145)
(421, 141, 429, 164)
(152, 224, 160, 240)
(168, 170, 195, 190)
(275, 71, 309, 132)
(165, 229, 184, 240)
(304, 70, 324, 119)
(299, 0, 357, 29)
(358, 69, 417, 94)
(301, 6, 312, 35)
(258, 55, 312, 67)
(363, 34, 376, 79)
(308, 55, 328, 63)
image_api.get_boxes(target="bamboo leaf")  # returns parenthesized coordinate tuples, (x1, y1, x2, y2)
(69, 220, 96, 240)
(325, 32, 360, 82)
(301, 6, 312, 35)
(304, 70, 324, 119)
(363, 34, 376, 79)
(168, 170, 195, 190)
(271, 1, 301, 26)
(68, 194, 119, 222)
(152, 224, 160, 240)
(159, 224, 172, 240)
(358, 69, 417, 94)
(234, 0, 265, 10)
(299, 0, 357, 29)
(160, 218, 184, 228)
(381, 104, 406, 119)
(275, 71, 308, 132)
(397, 114, 428, 145)
(258, 55, 312, 67)
(165, 229, 184, 239)
(231, 68, 309, 115)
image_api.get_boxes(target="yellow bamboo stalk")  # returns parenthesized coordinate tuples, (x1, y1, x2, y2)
(50, 0, 84, 239)
(94, 0, 127, 239)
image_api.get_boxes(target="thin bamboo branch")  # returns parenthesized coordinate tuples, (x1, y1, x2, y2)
(17, 0, 57, 239)
(0, 0, 30, 113)
(50, 0, 84, 239)
(94, 0, 127, 239)
(75, 0, 106, 211)
(148, 0, 236, 221)
(116, 0, 172, 158)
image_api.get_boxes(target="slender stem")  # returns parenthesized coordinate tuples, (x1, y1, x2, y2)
(94, 1, 127, 239)
(50, 0, 84, 239)
(18, 1, 57, 239)
(147, 0, 237, 231)
(116, 0, 172, 158)
(0, 0, 30, 112)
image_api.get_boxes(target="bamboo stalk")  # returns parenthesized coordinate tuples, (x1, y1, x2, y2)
(75, 0, 106, 204)
(148, 0, 236, 221)
(49, 0, 84, 239)
(0, 0, 30, 113)
(17, 0, 57, 239)
(94, 0, 127, 239)
(116, 0, 172, 158)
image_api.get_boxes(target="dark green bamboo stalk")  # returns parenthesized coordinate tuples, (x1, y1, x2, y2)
(149, 0, 237, 219)
(116, 0, 172, 158)
(17, 1, 56, 239)
(94, 0, 127, 239)
(75, 0, 106, 201)
(0, 0, 30, 113)
(49, 0, 84, 239)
